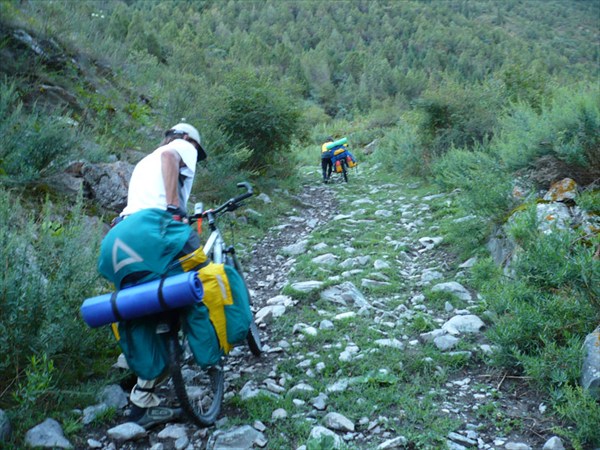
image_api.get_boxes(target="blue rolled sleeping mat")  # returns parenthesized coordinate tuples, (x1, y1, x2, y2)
(325, 137, 347, 150)
(81, 271, 204, 328)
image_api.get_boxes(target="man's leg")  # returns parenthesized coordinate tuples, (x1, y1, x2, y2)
(129, 376, 181, 428)
(130, 378, 162, 409)
(321, 158, 329, 182)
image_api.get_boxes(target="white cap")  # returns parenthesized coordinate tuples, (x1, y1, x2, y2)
(168, 123, 207, 161)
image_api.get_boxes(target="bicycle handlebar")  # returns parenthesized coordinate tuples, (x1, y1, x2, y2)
(190, 182, 254, 222)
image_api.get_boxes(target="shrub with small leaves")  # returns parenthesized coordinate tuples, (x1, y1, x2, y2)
(553, 385, 600, 449)
(0, 80, 81, 185)
(0, 189, 115, 407)
(215, 69, 302, 173)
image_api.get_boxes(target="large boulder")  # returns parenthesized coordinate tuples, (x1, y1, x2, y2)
(582, 326, 600, 400)
(543, 178, 578, 202)
(81, 161, 133, 211)
(363, 139, 378, 155)
(529, 155, 598, 188)
(40, 159, 134, 213)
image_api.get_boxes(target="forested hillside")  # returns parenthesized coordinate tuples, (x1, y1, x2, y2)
(1, 0, 598, 183)
(0, 0, 598, 448)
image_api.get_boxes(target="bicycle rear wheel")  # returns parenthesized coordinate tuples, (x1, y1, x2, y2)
(342, 160, 348, 182)
(168, 331, 224, 427)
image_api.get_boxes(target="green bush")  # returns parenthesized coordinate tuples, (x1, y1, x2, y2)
(576, 188, 600, 214)
(373, 120, 425, 177)
(350, 126, 385, 149)
(483, 210, 599, 406)
(215, 69, 302, 173)
(482, 206, 598, 356)
(433, 147, 512, 219)
(413, 79, 504, 162)
(374, 78, 506, 179)
(0, 80, 81, 185)
(517, 337, 583, 390)
(13, 353, 56, 409)
(553, 385, 600, 449)
(494, 87, 600, 179)
(487, 285, 597, 370)
(501, 62, 552, 113)
(194, 140, 255, 203)
(34, 200, 112, 368)
(0, 189, 114, 401)
(298, 102, 332, 133)
(0, 189, 47, 378)
(439, 214, 492, 258)
(506, 221, 599, 301)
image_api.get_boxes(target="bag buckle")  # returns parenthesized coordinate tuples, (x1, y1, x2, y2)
(156, 322, 171, 334)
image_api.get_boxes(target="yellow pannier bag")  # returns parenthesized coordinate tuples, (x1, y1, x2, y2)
(333, 147, 347, 156)
(197, 262, 234, 354)
(194, 260, 253, 356)
(178, 246, 209, 272)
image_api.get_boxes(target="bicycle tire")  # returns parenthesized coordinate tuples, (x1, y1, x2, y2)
(167, 330, 224, 427)
(225, 254, 263, 357)
(342, 160, 348, 183)
(246, 319, 262, 356)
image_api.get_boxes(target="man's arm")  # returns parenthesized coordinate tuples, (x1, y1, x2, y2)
(161, 149, 183, 207)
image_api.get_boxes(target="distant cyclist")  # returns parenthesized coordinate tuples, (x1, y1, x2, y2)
(98, 123, 208, 428)
(321, 136, 334, 183)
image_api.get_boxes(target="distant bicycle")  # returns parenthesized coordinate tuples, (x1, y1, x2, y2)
(329, 147, 357, 183)
(330, 156, 349, 183)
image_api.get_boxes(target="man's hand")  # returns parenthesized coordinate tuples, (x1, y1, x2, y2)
(167, 204, 187, 222)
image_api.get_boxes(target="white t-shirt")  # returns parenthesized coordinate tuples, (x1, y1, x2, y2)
(121, 139, 197, 216)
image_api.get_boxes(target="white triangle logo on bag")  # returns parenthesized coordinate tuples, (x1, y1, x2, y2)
(112, 238, 144, 273)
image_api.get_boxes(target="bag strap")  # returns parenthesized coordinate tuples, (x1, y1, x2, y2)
(110, 291, 123, 321)
(190, 259, 210, 271)
(157, 276, 169, 311)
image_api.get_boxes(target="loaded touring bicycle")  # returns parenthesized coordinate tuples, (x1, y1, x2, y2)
(82, 182, 262, 427)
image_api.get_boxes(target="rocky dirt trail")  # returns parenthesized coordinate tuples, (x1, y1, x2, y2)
(244, 182, 340, 306)
(69, 175, 569, 450)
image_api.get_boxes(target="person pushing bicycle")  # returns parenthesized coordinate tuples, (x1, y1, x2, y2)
(321, 136, 334, 183)
(97, 123, 209, 428)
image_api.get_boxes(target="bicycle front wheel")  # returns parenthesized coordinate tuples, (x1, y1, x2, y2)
(226, 254, 263, 357)
(246, 319, 262, 357)
(168, 331, 224, 427)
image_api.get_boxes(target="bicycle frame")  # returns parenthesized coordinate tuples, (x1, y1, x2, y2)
(192, 182, 253, 266)
(200, 221, 225, 264)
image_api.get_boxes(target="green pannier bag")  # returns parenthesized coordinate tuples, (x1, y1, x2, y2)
(195, 263, 252, 355)
(223, 264, 253, 345)
(117, 303, 223, 377)
(180, 264, 251, 368)
(117, 316, 169, 380)
(181, 303, 224, 368)
(99, 210, 250, 375)
(100, 208, 223, 375)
